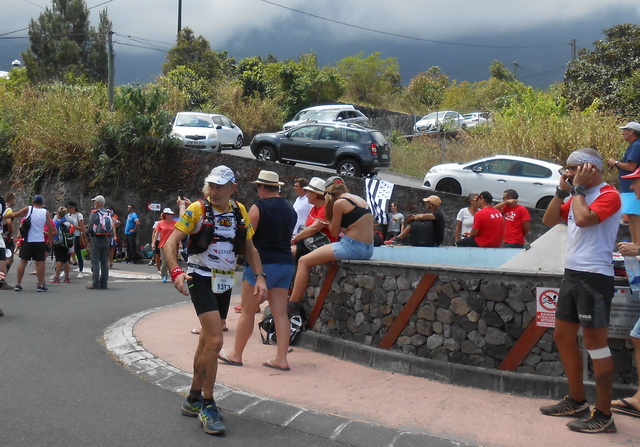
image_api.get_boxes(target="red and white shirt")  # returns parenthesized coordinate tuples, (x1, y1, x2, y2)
(560, 183, 621, 276)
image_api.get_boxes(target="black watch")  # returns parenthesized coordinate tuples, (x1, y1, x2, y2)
(570, 186, 586, 197)
(255, 272, 267, 280)
(555, 187, 570, 199)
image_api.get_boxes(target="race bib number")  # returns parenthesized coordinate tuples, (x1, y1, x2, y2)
(212, 272, 235, 293)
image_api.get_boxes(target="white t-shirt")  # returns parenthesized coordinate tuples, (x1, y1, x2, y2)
(292, 195, 313, 235)
(66, 212, 84, 236)
(456, 207, 475, 237)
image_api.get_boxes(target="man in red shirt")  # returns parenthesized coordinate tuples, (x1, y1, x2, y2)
(455, 191, 504, 247)
(495, 189, 531, 248)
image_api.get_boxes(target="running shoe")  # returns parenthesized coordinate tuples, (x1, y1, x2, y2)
(77, 272, 84, 278)
(51, 277, 60, 284)
(180, 396, 203, 417)
(162, 276, 167, 283)
(14, 284, 22, 292)
(0, 281, 13, 290)
(567, 408, 616, 433)
(198, 403, 225, 435)
(63, 277, 70, 283)
(383, 236, 396, 245)
(37, 284, 48, 292)
(540, 395, 590, 417)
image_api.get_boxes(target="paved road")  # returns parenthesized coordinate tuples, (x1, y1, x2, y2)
(229, 146, 423, 189)
(0, 265, 343, 446)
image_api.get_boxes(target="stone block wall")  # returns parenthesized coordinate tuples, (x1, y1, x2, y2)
(303, 261, 637, 386)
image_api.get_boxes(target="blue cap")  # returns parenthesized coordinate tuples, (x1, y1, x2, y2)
(33, 195, 44, 205)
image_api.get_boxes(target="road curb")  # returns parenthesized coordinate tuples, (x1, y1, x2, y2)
(103, 304, 470, 447)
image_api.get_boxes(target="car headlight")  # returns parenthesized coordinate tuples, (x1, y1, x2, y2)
(208, 132, 218, 139)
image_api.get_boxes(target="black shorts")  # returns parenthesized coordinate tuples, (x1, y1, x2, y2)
(53, 245, 70, 263)
(0, 247, 5, 261)
(19, 242, 47, 262)
(556, 269, 614, 328)
(187, 272, 232, 318)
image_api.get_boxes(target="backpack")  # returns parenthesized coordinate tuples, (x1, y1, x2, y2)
(258, 306, 307, 345)
(19, 207, 33, 242)
(187, 199, 247, 256)
(92, 209, 113, 237)
(56, 218, 75, 248)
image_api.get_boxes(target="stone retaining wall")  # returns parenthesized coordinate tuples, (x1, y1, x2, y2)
(303, 260, 638, 386)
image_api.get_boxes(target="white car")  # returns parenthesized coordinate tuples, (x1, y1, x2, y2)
(171, 112, 220, 152)
(422, 155, 563, 209)
(462, 112, 490, 128)
(283, 104, 355, 130)
(209, 114, 244, 149)
(414, 111, 465, 134)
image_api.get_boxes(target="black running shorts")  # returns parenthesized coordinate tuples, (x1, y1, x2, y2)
(187, 272, 232, 318)
(556, 269, 613, 328)
(19, 242, 47, 262)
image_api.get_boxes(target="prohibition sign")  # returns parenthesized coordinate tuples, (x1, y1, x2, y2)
(539, 289, 558, 312)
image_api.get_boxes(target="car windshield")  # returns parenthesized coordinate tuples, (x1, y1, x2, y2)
(175, 115, 213, 128)
(422, 111, 447, 121)
(292, 110, 318, 121)
(310, 110, 340, 120)
(463, 114, 475, 119)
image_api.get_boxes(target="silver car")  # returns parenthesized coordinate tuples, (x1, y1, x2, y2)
(414, 111, 465, 134)
(171, 112, 220, 151)
(209, 114, 244, 149)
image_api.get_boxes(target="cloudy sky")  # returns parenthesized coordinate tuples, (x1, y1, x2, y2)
(2, 0, 640, 88)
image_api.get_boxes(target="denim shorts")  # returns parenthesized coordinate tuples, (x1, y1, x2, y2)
(332, 235, 374, 261)
(630, 316, 640, 339)
(243, 263, 295, 289)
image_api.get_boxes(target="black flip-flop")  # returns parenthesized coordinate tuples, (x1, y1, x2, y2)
(612, 398, 640, 418)
(218, 349, 243, 366)
(263, 361, 290, 372)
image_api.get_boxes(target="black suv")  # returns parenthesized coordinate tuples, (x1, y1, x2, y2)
(249, 121, 391, 177)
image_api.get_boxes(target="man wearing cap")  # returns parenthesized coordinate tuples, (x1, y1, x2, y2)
(292, 178, 313, 236)
(222, 170, 297, 371)
(540, 148, 621, 433)
(610, 166, 640, 419)
(152, 208, 177, 283)
(86, 195, 115, 290)
(290, 177, 338, 259)
(455, 191, 504, 247)
(607, 122, 640, 243)
(386, 195, 445, 246)
(4, 195, 54, 292)
(164, 165, 267, 436)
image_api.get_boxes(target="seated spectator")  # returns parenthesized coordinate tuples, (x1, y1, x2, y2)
(495, 189, 531, 249)
(385, 196, 444, 247)
(455, 191, 504, 247)
(455, 193, 479, 241)
(385, 202, 405, 241)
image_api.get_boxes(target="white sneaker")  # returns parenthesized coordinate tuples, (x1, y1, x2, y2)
(77, 272, 84, 278)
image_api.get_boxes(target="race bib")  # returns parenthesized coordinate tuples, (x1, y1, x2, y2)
(212, 272, 235, 293)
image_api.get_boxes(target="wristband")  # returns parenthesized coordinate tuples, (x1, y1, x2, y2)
(555, 187, 570, 199)
(170, 267, 185, 282)
(255, 272, 267, 280)
(570, 186, 586, 197)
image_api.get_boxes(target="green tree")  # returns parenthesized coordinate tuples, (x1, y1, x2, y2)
(489, 60, 515, 83)
(406, 66, 450, 110)
(336, 52, 401, 105)
(163, 28, 236, 82)
(564, 23, 640, 113)
(158, 66, 212, 109)
(22, 0, 111, 84)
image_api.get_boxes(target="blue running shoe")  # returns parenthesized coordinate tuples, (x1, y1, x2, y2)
(199, 402, 225, 435)
(180, 396, 203, 417)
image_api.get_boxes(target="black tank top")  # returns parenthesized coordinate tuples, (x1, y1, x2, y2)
(253, 197, 297, 264)
(340, 197, 371, 228)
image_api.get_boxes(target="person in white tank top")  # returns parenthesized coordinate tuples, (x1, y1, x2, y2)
(3, 195, 54, 292)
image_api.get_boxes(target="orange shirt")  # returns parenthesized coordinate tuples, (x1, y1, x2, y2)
(156, 219, 177, 248)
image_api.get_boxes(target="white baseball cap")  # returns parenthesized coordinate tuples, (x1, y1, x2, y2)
(204, 165, 236, 185)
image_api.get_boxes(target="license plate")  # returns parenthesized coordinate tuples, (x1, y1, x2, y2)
(186, 141, 205, 147)
(381, 154, 389, 159)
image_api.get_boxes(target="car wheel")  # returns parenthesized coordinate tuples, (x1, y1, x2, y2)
(256, 145, 276, 162)
(535, 196, 553, 210)
(234, 135, 243, 149)
(435, 178, 462, 195)
(337, 159, 362, 177)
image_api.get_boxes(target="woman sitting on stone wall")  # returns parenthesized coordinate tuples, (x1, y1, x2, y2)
(288, 176, 374, 313)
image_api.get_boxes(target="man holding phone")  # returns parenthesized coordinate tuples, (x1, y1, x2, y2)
(540, 148, 621, 433)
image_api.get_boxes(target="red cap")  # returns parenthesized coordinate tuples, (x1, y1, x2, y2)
(622, 167, 640, 180)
